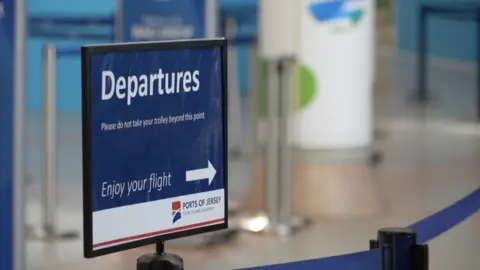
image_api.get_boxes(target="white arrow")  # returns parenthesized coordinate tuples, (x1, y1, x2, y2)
(185, 160, 217, 185)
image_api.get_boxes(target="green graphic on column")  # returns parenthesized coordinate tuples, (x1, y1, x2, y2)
(350, 10, 364, 25)
(258, 61, 317, 117)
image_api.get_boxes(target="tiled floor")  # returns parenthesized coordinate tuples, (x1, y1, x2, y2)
(24, 46, 479, 270)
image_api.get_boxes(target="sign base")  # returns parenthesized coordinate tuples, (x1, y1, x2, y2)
(137, 243, 184, 270)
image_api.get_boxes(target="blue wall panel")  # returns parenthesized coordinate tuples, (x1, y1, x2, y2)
(27, 0, 257, 111)
(28, 38, 108, 110)
(397, 0, 478, 62)
(27, 0, 116, 111)
(29, 0, 115, 14)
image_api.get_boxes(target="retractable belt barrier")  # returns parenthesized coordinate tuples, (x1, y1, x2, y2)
(28, 15, 115, 40)
(242, 187, 480, 270)
(27, 15, 114, 242)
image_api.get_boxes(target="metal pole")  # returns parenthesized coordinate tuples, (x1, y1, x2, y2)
(225, 18, 244, 158)
(43, 44, 57, 235)
(114, 0, 123, 42)
(205, 0, 218, 38)
(277, 58, 293, 236)
(265, 60, 279, 232)
(416, 5, 428, 102)
(476, 9, 480, 120)
(248, 41, 259, 155)
(14, 0, 27, 267)
(31, 44, 78, 240)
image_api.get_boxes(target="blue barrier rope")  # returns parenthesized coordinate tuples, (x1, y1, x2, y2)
(242, 249, 382, 270)
(228, 36, 256, 46)
(409, 187, 480, 243)
(28, 16, 115, 41)
(30, 32, 114, 41)
(56, 48, 82, 56)
(29, 13, 257, 45)
(28, 15, 115, 25)
(52, 35, 257, 57)
(243, 186, 479, 270)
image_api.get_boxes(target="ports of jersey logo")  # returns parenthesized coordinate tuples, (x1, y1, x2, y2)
(172, 201, 181, 224)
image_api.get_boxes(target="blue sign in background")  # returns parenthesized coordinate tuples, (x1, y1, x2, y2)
(0, 0, 14, 268)
(89, 47, 225, 212)
(120, 0, 206, 41)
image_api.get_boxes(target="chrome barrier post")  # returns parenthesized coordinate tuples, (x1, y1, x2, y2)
(412, 5, 428, 103)
(276, 58, 308, 236)
(277, 59, 293, 236)
(31, 44, 79, 240)
(13, 0, 27, 268)
(225, 17, 244, 159)
(370, 228, 429, 270)
(236, 55, 307, 235)
(43, 43, 57, 236)
(248, 40, 259, 157)
(232, 36, 272, 233)
(235, 58, 281, 234)
(265, 60, 280, 233)
(476, 8, 480, 120)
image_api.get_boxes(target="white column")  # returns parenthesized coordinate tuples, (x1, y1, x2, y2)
(258, 0, 299, 146)
(293, 0, 375, 150)
(259, 0, 298, 60)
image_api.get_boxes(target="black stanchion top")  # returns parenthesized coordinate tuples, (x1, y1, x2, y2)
(377, 227, 417, 246)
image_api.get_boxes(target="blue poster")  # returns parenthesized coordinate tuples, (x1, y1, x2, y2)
(120, 0, 207, 41)
(0, 0, 14, 268)
(82, 39, 227, 257)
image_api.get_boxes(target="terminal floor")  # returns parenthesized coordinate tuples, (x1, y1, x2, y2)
(25, 48, 480, 270)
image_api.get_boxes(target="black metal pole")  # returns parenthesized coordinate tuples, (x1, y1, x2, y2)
(476, 8, 480, 120)
(156, 242, 165, 255)
(137, 242, 184, 270)
(417, 5, 428, 102)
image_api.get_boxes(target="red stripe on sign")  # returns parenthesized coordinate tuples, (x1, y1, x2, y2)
(93, 218, 225, 248)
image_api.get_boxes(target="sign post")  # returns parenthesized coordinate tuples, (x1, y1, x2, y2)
(81, 38, 228, 267)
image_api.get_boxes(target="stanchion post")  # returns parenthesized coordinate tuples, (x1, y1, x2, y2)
(13, 0, 28, 269)
(30, 44, 79, 240)
(276, 58, 308, 236)
(265, 60, 280, 233)
(476, 8, 480, 120)
(248, 39, 259, 156)
(43, 43, 57, 235)
(370, 228, 429, 270)
(277, 59, 292, 235)
(416, 5, 428, 102)
(225, 17, 244, 159)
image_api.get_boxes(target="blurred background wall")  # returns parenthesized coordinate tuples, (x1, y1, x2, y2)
(397, 0, 478, 62)
(27, 0, 254, 111)
(28, 0, 114, 111)
(28, 0, 478, 111)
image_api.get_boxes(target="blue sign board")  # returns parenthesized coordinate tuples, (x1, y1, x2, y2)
(81, 38, 228, 258)
(0, 0, 14, 268)
(118, 0, 211, 42)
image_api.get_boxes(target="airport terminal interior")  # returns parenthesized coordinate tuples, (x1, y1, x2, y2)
(1, 0, 479, 270)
